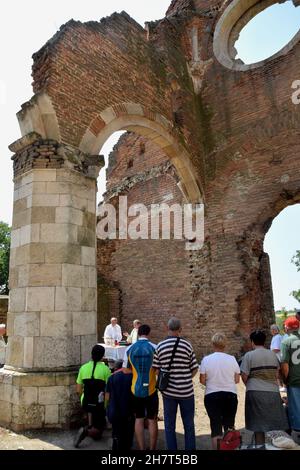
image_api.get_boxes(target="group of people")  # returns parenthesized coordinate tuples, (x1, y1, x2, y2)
(74, 311, 300, 450)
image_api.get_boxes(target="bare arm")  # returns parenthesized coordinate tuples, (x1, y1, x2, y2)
(281, 363, 289, 382)
(234, 373, 240, 384)
(200, 373, 206, 386)
(192, 368, 198, 378)
(241, 372, 248, 386)
(272, 349, 280, 354)
(76, 383, 83, 396)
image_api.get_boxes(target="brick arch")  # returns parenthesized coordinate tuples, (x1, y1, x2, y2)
(79, 103, 203, 203)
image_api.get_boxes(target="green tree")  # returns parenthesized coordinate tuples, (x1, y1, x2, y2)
(291, 250, 300, 303)
(0, 221, 10, 295)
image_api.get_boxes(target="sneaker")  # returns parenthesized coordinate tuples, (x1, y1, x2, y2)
(74, 427, 88, 448)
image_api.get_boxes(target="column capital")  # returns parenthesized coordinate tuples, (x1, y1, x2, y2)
(9, 133, 104, 180)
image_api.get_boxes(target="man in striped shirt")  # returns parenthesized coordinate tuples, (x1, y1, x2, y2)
(153, 318, 198, 450)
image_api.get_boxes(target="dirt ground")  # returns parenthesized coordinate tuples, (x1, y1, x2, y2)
(0, 381, 298, 450)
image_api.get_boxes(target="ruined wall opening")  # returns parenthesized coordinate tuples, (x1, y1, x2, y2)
(95, 130, 201, 350)
(235, 1, 300, 64)
(264, 204, 300, 322)
(214, 0, 300, 71)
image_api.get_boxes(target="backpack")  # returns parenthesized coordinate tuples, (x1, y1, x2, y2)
(217, 429, 241, 451)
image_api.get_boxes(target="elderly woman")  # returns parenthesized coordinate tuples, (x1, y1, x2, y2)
(270, 324, 282, 360)
(241, 330, 289, 449)
(200, 333, 240, 450)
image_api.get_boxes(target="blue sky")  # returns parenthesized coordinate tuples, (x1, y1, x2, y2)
(0, 0, 299, 310)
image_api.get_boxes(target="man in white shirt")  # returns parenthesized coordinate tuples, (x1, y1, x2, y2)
(104, 318, 122, 343)
(270, 324, 282, 360)
(0, 324, 7, 368)
(124, 319, 141, 345)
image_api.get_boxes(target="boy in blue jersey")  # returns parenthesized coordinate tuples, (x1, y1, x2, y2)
(128, 324, 158, 450)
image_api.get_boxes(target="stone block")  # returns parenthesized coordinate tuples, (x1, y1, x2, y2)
(11, 386, 38, 405)
(45, 243, 81, 265)
(55, 372, 77, 386)
(62, 264, 89, 288)
(80, 334, 97, 364)
(81, 246, 96, 266)
(26, 287, 55, 312)
(0, 400, 12, 424)
(12, 403, 44, 426)
(82, 211, 96, 231)
(32, 169, 57, 182)
(28, 194, 60, 208)
(73, 311, 96, 336)
(55, 207, 83, 226)
(14, 312, 40, 337)
(9, 288, 26, 313)
(6, 336, 24, 368)
(12, 372, 56, 387)
(14, 245, 30, 266)
(33, 336, 80, 369)
(59, 194, 88, 212)
(45, 404, 59, 424)
(30, 206, 56, 224)
(40, 311, 72, 337)
(77, 226, 95, 247)
(9, 267, 18, 289)
(89, 267, 97, 288)
(12, 208, 31, 230)
(55, 287, 82, 312)
(39, 386, 69, 405)
(81, 288, 96, 311)
(20, 224, 40, 246)
(23, 337, 34, 368)
(27, 264, 62, 287)
(11, 229, 20, 249)
(13, 198, 28, 215)
(40, 223, 77, 244)
(28, 244, 45, 264)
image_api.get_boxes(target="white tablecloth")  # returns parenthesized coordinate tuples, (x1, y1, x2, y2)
(98, 343, 127, 361)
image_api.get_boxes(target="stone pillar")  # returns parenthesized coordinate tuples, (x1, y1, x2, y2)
(0, 134, 103, 430)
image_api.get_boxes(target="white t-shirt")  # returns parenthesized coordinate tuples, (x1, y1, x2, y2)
(199, 352, 240, 395)
(270, 333, 282, 351)
(104, 324, 122, 342)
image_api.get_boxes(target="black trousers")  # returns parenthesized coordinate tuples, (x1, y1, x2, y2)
(111, 416, 135, 451)
(204, 391, 238, 438)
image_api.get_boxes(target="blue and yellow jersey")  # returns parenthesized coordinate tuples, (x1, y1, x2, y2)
(128, 339, 156, 397)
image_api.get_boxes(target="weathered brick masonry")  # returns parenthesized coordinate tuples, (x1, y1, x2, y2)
(1, 0, 300, 429)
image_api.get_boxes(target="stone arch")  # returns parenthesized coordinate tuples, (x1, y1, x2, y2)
(17, 92, 61, 141)
(213, 0, 300, 71)
(79, 103, 203, 203)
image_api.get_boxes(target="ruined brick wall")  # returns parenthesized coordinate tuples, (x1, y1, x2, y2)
(97, 133, 202, 352)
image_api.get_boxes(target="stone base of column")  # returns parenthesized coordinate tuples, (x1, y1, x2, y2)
(0, 368, 81, 431)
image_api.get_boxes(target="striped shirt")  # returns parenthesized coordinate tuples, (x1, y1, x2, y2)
(153, 336, 198, 399)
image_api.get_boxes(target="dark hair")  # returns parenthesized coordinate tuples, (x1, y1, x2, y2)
(138, 324, 151, 337)
(250, 330, 266, 346)
(91, 344, 105, 362)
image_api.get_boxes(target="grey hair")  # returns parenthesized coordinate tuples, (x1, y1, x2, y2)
(168, 317, 181, 331)
(133, 319, 141, 326)
(270, 324, 280, 333)
(0, 324, 5, 329)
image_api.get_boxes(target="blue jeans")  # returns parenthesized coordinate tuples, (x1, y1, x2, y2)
(163, 395, 196, 450)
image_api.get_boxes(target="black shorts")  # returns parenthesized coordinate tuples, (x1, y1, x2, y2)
(132, 392, 159, 420)
(204, 391, 238, 438)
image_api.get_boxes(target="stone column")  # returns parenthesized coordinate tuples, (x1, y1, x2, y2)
(0, 133, 103, 430)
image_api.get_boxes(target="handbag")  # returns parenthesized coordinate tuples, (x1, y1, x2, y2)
(217, 429, 241, 451)
(156, 338, 180, 392)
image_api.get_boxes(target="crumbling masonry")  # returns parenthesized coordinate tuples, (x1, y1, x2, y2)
(1, 0, 300, 429)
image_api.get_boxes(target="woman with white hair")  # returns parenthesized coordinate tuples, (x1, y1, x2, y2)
(199, 333, 240, 450)
(270, 324, 282, 360)
(0, 324, 7, 368)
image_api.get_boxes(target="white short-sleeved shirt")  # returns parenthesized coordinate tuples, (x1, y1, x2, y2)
(270, 333, 282, 351)
(199, 352, 240, 395)
(104, 324, 122, 342)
